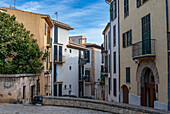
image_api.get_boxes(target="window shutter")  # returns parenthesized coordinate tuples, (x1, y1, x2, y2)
(54, 45, 58, 61)
(110, 1, 113, 21)
(128, 29, 132, 46)
(85, 50, 90, 63)
(113, 79, 117, 96)
(59, 46, 62, 62)
(123, 33, 126, 48)
(54, 26, 58, 43)
(113, 25, 116, 46)
(137, 0, 141, 8)
(126, 67, 130, 83)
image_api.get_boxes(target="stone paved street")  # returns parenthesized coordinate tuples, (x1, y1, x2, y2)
(0, 103, 111, 114)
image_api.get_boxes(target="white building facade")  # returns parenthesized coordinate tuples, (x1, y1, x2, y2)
(102, 0, 120, 102)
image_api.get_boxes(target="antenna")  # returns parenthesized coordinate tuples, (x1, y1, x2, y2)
(14, 0, 16, 9)
(54, 12, 58, 21)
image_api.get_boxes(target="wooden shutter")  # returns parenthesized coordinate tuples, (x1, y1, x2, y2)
(59, 46, 62, 62)
(126, 67, 130, 83)
(54, 26, 58, 43)
(54, 45, 58, 61)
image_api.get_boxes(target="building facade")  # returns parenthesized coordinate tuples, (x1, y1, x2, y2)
(51, 22, 88, 97)
(0, 7, 53, 96)
(84, 44, 103, 99)
(119, 0, 170, 111)
(102, 0, 120, 102)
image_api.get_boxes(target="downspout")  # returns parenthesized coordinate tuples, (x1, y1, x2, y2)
(165, 0, 170, 111)
(118, 0, 121, 103)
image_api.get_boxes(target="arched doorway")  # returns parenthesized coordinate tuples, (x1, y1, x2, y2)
(122, 85, 129, 104)
(141, 68, 156, 107)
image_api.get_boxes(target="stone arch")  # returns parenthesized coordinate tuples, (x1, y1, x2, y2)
(136, 60, 159, 95)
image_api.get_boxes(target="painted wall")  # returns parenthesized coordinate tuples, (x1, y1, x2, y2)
(119, 0, 168, 108)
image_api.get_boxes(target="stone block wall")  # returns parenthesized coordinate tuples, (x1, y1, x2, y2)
(43, 97, 169, 114)
(0, 74, 39, 104)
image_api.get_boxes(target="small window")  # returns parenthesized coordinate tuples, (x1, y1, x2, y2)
(69, 85, 71, 89)
(70, 49, 72, 53)
(69, 66, 72, 70)
(126, 67, 130, 83)
(123, 29, 132, 48)
(64, 85, 67, 89)
(23, 86, 26, 99)
(109, 78, 111, 94)
(137, 0, 141, 8)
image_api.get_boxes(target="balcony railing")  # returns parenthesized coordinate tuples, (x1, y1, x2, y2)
(54, 55, 66, 64)
(132, 39, 156, 59)
(79, 58, 87, 65)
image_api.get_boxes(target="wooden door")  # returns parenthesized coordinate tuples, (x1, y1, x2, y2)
(145, 83, 155, 107)
(141, 87, 146, 106)
(123, 86, 129, 104)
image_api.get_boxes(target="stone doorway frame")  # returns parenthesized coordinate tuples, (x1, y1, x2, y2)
(136, 60, 159, 99)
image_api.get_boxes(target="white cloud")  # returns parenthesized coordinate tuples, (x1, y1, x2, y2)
(17, 2, 41, 12)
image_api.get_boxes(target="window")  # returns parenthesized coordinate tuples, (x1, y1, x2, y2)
(85, 50, 90, 63)
(102, 54, 104, 63)
(126, 67, 130, 83)
(123, 29, 132, 48)
(137, 0, 141, 8)
(69, 66, 72, 70)
(124, 0, 129, 17)
(110, 0, 117, 21)
(109, 31, 111, 49)
(69, 85, 71, 89)
(113, 52, 116, 73)
(59, 46, 62, 62)
(85, 70, 90, 82)
(105, 35, 107, 50)
(45, 23, 46, 35)
(70, 49, 72, 53)
(113, 25, 116, 47)
(54, 26, 58, 43)
(54, 64, 57, 82)
(109, 78, 111, 94)
(64, 85, 67, 89)
(23, 86, 26, 99)
(113, 79, 117, 96)
(109, 54, 111, 73)
(54, 45, 58, 61)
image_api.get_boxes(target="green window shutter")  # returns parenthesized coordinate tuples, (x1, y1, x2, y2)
(54, 45, 58, 61)
(128, 29, 132, 46)
(59, 46, 62, 62)
(126, 67, 130, 83)
(54, 26, 58, 43)
(123, 33, 126, 48)
(137, 0, 141, 8)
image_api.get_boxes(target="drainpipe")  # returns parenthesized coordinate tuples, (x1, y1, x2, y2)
(118, 0, 121, 103)
(165, 0, 170, 111)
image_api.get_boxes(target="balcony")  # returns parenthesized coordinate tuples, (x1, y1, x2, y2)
(101, 44, 108, 54)
(101, 65, 108, 76)
(132, 39, 156, 60)
(54, 55, 66, 64)
(47, 37, 52, 48)
(79, 58, 87, 65)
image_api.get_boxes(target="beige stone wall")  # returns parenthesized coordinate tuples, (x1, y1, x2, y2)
(0, 74, 38, 104)
(0, 7, 52, 96)
(119, 0, 168, 104)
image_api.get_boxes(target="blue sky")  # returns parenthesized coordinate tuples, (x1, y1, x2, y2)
(0, 0, 109, 44)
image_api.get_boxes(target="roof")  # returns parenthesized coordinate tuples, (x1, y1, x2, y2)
(84, 43, 101, 49)
(102, 22, 110, 35)
(0, 6, 53, 28)
(69, 36, 86, 39)
(67, 40, 88, 50)
(52, 20, 73, 30)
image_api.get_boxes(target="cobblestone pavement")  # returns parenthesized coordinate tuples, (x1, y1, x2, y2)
(0, 103, 111, 114)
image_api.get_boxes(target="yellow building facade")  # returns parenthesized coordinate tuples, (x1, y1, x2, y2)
(0, 7, 53, 96)
(119, 0, 170, 110)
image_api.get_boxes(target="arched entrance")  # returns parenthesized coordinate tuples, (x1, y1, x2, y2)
(136, 60, 159, 108)
(141, 68, 156, 107)
(122, 85, 129, 104)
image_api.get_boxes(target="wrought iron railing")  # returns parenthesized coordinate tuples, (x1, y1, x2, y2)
(132, 39, 156, 58)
